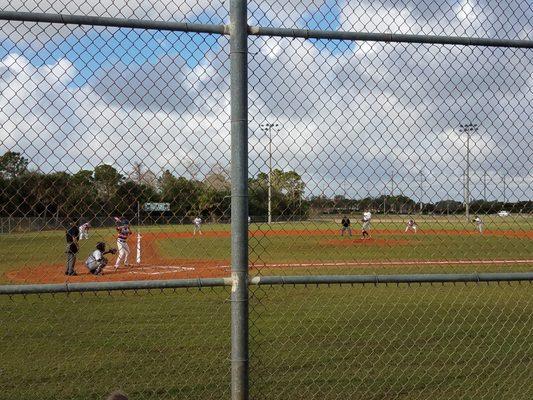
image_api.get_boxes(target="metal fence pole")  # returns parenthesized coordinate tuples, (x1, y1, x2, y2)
(230, 0, 249, 398)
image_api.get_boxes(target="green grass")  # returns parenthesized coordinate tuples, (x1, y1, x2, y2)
(1, 283, 532, 399)
(249, 283, 533, 400)
(160, 233, 532, 263)
(157, 219, 533, 275)
(0, 218, 531, 282)
(0, 289, 231, 400)
(1, 218, 532, 398)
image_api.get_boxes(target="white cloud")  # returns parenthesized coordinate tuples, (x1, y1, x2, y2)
(0, 53, 230, 176)
(1, 1, 532, 202)
(340, 2, 419, 35)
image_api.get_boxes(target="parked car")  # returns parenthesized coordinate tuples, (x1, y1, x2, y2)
(497, 210, 510, 217)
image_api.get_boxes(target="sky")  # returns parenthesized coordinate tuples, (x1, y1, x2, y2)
(0, 0, 532, 202)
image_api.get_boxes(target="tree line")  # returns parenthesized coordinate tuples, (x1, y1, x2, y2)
(0, 152, 308, 222)
(310, 195, 532, 215)
(1, 151, 530, 223)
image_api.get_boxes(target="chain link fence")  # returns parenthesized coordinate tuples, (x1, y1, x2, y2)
(1, 0, 532, 398)
(250, 280, 533, 400)
(1, 286, 231, 399)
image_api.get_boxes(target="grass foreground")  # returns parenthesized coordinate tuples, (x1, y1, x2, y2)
(1, 282, 532, 399)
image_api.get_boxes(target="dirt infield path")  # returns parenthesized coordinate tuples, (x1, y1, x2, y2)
(5, 228, 532, 284)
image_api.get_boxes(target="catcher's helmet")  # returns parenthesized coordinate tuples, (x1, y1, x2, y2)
(96, 242, 106, 251)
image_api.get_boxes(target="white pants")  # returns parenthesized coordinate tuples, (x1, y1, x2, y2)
(194, 224, 202, 235)
(115, 241, 130, 267)
(405, 225, 417, 233)
(477, 224, 484, 234)
(80, 231, 89, 240)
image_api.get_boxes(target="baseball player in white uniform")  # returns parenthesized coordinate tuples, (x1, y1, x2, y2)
(114, 218, 132, 269)
(473, 216, 484, 234)
(79, 222, 90, 240)
(405, 219, 418, 233)
(85, 242, 116, 275)
(361, 211, 371, 239)
(193, 217, 203, 235)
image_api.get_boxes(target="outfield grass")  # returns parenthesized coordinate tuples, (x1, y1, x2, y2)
(1, 282, 532, 399)
(157, 218, 533, 275)
(160, 232, 532, 262)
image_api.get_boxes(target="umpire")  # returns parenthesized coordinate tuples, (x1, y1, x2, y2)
(340, 216, 352, 236)
(65, 219, 80, 276)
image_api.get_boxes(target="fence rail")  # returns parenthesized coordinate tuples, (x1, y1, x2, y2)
(2, 272, 533, 295)
(2, 10, 533, 48)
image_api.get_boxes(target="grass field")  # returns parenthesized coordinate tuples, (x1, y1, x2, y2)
(0, 216, 531, 283)
(1, 217, 532, 399)
(1, 282, 532, 399)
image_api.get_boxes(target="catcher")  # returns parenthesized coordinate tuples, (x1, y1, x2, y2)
(85, 242, 117, 275)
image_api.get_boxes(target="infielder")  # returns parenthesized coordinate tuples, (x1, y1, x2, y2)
(340, 216, 352, 236)
(473, 216, 484, 234)
(85, 242, 116, 275)
(405, 218, 418, 233)
(361, 211, 371, 239)
(79, 221, 90, 240)
(193, 216, 203, 235)
(114, 217, 132, 269)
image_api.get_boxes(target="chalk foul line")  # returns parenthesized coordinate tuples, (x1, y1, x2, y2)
(246, 259, 533, 268)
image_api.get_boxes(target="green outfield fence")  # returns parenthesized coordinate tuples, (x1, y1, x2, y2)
(0, 0, 532, 399)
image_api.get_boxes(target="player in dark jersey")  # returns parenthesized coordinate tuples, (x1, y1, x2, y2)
(65, 220, 80, 276)
(340, 216, 352, 236)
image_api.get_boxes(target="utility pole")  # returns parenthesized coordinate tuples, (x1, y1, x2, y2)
(260, 122, 279, 224)
(418, 170, 425, 214)
(383, 170, 394, 214)
(459, 123, 478, 221)
(503, 173, 508, 205)
(390, 171, 394, 213)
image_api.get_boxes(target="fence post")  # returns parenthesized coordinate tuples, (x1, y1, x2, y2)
(230, 0, 249, 399)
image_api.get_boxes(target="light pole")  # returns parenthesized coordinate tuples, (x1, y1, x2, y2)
(483, 171, 487, 200)
(385, 170, 394, 214)
(390, 171, 394, 213)
(418, 170, 425, 214)
(459, 123, 478, 221)
(260, 122, 279, 224)
(503, 173, 508, 205)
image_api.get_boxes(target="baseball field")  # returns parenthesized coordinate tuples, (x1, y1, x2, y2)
(1, 216, 532, 399)
(1, 216, 532, 284)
